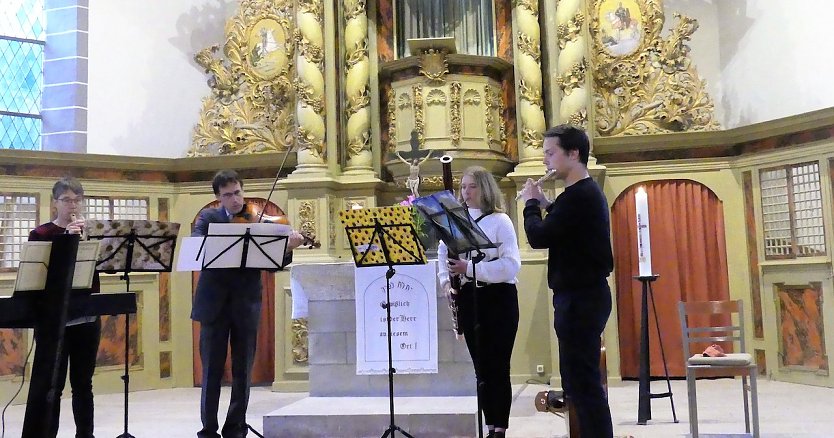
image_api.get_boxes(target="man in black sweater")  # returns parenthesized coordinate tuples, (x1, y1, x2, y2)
(520, 125, 614, 437)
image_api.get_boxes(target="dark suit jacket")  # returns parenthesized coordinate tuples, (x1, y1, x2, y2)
(190, 207, 292, 323)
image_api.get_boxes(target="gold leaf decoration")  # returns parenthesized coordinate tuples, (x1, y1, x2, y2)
(189, 0, 296, 156)
(590, 1, 719, 136)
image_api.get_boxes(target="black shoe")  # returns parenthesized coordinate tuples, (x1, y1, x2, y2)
(493, 432, 505, 438)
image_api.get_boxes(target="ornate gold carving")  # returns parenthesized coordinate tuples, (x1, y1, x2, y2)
(344, 0, 371, 166)
(513, 0, 545, 151)
(295, 0, 326, 162)
(417, 175, 460, 190)
(291, 317, 308, 364)
(418, 49, 450, 83)
(387, 88, 397, 153)
(484, 85, 496, 141)
(412, 84, 425, 147)
(189, 0, 296, 156)
(497, 90, 508, 152)
(557, 12, 585, 49)
(590, 1, 719, 135)
(449, 82, 462, 147)
(425, 89, 447, 106)
(297, 200, 318, 244)
(554, 59, 587, 95)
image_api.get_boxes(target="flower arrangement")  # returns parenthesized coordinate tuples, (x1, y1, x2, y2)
(398, 195, 428, 240)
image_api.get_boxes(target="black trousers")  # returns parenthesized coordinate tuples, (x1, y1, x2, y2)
(197, 306, 260, 438)
(552, 285, 613, 438)
(38, 318, 101, 438)
(458, 282, 519, 429)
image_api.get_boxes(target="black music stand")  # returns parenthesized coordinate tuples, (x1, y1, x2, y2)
(412, 190, 496, 438)
(15, 235, 88, 437)
(339, 206, 426, 438)
(87, 219, 180, 438)
(635, 274, 678, 425)
(196, 222, 291, 271)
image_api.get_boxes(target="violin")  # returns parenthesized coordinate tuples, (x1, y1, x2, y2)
(232, 203, 321, 248)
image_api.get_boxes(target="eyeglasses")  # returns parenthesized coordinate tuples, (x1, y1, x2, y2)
(57, 197, 83, 205)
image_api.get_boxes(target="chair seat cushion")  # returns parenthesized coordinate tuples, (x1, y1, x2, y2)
(688, 352, 753, 366)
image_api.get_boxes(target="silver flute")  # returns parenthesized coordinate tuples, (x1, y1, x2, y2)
(515, 169, 557, 200)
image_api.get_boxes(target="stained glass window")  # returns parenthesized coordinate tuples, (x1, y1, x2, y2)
(1, 0, 45, 150)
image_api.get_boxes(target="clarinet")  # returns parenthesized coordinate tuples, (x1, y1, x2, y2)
(440, 155, 463, 336)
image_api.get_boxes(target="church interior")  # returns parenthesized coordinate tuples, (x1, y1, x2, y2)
(1, 0, 833, 436)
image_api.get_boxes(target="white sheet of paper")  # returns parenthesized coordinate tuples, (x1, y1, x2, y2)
(175, 237, 207, 272)
(14, 241, 101, 291)
(202, 223, 291, 270)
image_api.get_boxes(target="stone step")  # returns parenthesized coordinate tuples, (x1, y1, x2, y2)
(263, 396, 478, 438)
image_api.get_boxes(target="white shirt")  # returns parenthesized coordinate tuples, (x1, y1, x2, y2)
(437, 208, 521, 290)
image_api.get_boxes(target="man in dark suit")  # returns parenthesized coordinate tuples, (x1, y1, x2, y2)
(193, 169, 304, 438)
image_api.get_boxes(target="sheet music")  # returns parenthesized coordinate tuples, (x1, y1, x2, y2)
(14, 241, 101, 292)
(201, 222, 291, 270)
(175, 237, 206, 272)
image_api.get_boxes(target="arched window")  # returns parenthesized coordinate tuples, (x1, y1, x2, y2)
(0, 0, 45, 150)
(396, 0, 494, 58)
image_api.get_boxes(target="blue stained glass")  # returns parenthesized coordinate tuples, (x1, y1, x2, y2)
(0, 115, 41, 150)
(1, 0, 45, 40)
(1, 1, 43, 150)
(0, 39, 42, 114)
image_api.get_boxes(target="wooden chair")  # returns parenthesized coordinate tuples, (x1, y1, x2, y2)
(678, 300, 760, 438)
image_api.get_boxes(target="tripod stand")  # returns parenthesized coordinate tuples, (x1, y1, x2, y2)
(339, 207, 427, 438)
(635, 274, 678, 425)
(88, 220, 180, 438)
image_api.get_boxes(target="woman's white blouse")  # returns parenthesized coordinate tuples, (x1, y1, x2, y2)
(437, 208, 521, 290)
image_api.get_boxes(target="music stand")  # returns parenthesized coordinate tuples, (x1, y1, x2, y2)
(412, 190, 497, 438)
(14, 236, 99, 438)
(339, 206, 426, 438)
(86, 219, 180, 438)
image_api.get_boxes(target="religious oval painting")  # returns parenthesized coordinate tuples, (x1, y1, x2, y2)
(598, 0, 643, 57)
(247, 18, 289, 80)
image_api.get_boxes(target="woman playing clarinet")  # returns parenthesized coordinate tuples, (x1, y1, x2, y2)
(437, 166, 521, 438)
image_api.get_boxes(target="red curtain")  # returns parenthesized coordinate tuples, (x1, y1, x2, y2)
(612, 180, 731, 378)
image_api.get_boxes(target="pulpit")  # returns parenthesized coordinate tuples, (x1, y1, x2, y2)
(380, 38, 515, 190)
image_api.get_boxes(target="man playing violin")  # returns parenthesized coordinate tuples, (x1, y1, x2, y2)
(193, 169, 304, 438)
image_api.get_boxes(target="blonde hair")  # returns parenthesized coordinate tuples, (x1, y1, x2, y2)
(460, 166, 505, 214)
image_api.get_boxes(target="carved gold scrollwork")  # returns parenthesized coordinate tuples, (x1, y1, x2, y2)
(450, 82, 462, 146)
(291, 317, 308, 364)
(590, 1, 719, 136)
(344, 0, 371, 167)
(556, 12, 585, 50)
(484, 85, 496, 141)
(513, 0, 545, 152)
(297, 200, 318, 244)
(295, 0, 326, 162)
(189, 0, 296, 156)
(554, 59, 587, 95)
(418, 49, 450, 83)
(412, 84, 425, 147)
(387, 88, 397, 153)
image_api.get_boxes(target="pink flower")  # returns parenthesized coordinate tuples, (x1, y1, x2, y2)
(398, 195, 417, 206)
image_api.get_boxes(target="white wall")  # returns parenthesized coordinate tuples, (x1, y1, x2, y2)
(663, 0, 724, 127)
(87, 0, 237, 157)
(716, 0, 834, 127)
